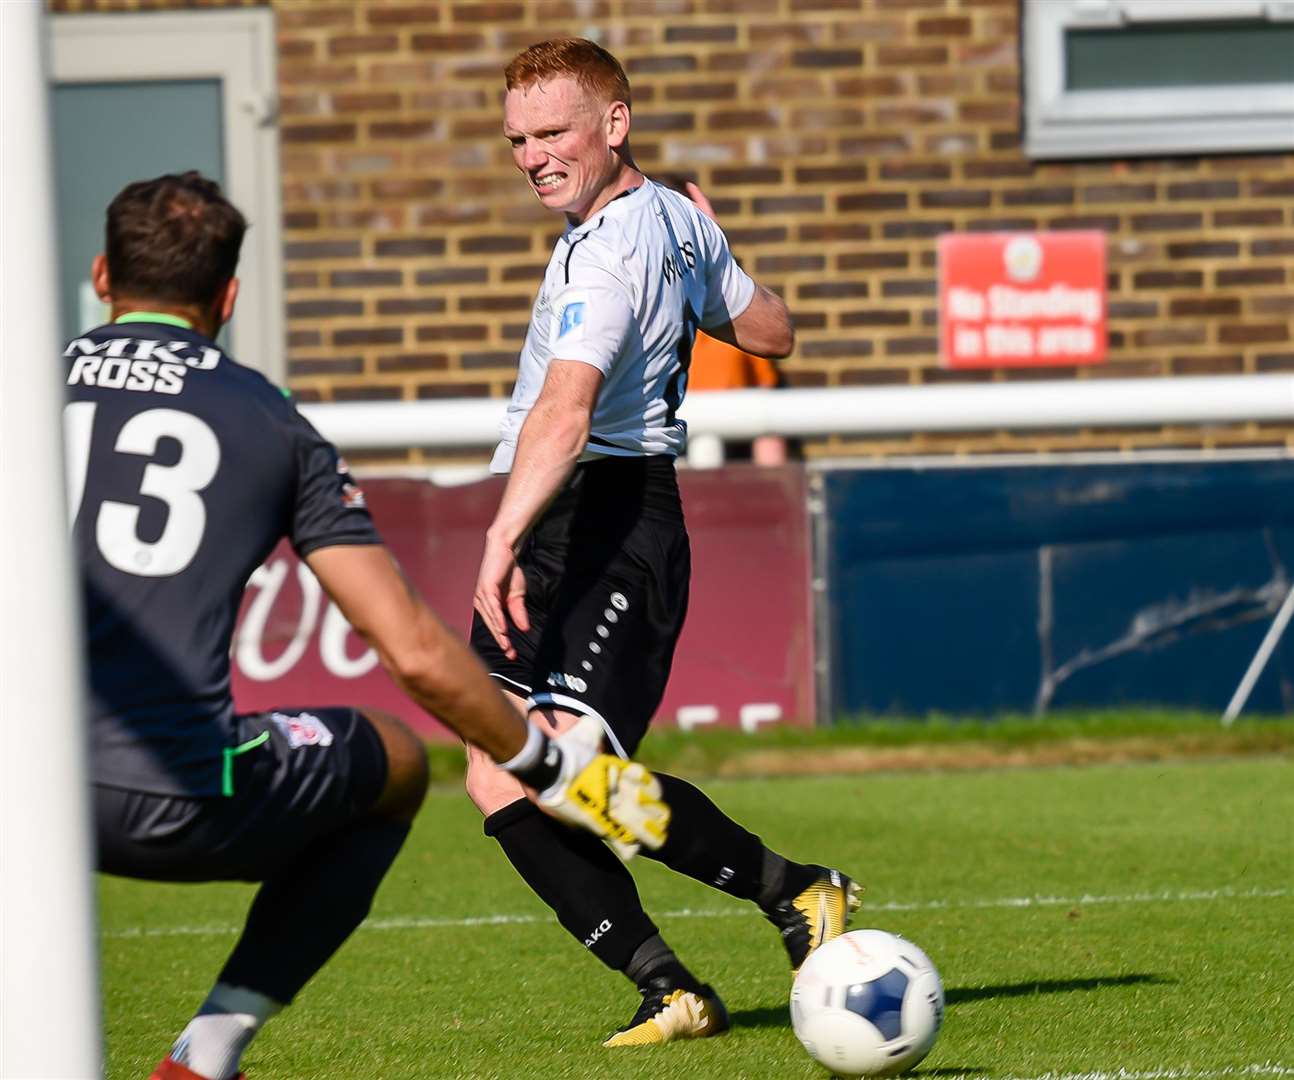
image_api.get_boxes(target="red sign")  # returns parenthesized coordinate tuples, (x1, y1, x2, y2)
(230, 468, 816, 741)
(939, 231, 1106, 368)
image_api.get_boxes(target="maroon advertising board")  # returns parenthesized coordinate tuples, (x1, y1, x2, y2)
(231, 466, 815, 740)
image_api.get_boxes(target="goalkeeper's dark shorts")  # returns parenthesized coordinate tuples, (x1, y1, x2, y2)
(470, 454, 691, 759)
(94, 706, 387, 883)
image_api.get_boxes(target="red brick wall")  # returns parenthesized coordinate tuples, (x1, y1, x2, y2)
(49, 0, 1294, 457)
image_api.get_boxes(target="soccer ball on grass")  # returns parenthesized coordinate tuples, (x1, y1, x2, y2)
(790, 928, 944, 1077)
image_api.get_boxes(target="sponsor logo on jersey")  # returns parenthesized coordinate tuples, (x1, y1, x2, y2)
(335, 457, 367, 508)
(64, 336, 223, 396)
(270, 710, 335, 749)
(557, 300, 585, 340)
(65, 336, 221, 366)
(662, 239, 697, 285)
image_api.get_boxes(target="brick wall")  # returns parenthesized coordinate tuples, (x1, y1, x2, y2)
(49, 0, 1294, 458)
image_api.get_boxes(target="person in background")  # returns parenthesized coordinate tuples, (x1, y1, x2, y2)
(68, 172, 668, 1080)
(661, 174, 791, 467)
(688, 318, 790, 465)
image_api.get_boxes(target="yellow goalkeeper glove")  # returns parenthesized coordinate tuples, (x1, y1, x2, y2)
(505, 715, 669, 859)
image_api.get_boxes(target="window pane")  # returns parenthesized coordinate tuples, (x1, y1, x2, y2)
(1065, 20, 1294, 91)
(52, 80, 224, 343)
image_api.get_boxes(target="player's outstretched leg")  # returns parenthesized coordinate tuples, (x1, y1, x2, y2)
(640, 773, 862, 973)
(476, 790, 728, 1047)
(151, 710, 428, 1080)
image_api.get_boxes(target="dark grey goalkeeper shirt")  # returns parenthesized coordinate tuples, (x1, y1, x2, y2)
(64, 317, 381, 796)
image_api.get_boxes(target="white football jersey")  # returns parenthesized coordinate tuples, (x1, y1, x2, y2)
(490, 179, 756, 473)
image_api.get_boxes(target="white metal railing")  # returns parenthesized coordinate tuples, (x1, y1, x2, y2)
(302, 373, 1294, 461)
(299, 373, 1294, 725)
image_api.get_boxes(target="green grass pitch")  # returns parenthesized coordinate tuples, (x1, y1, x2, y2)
(98, 757, 1293, 1079)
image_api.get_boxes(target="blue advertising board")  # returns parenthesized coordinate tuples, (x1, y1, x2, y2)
(818, 458, 1294, 719)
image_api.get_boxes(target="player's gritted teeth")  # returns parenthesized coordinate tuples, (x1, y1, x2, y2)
(532, 172, 567, 195)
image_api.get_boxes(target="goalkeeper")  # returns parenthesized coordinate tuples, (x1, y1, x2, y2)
(70, 172, 667, 1080)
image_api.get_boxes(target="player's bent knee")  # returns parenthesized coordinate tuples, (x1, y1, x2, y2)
(528, 706, 583, 737)
(362, 709, 429, 822)
(464, 743, 526, 815)
(462, 707, 596, 815)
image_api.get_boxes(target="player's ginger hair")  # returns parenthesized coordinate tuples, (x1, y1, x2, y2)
(504, 38, 631, 111)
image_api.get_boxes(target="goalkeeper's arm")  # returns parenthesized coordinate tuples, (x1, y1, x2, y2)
(498, 714, 669, 859)
(305, 543, 668, 857)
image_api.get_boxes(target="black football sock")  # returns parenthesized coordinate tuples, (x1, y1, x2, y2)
(624, 932, 706, 993)
(642, 773, 818, 906)
(219, 818, 410, 1003)
(484, 798, 659, 973)
(758, 847, 821, 911)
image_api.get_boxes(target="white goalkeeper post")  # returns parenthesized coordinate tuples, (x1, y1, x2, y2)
(0, 3, 103, 1077)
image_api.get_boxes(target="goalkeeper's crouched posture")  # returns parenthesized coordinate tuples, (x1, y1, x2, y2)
(72, 172, 669, 1080)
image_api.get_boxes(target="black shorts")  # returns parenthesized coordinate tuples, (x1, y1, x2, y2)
(470, 455, 690, 758)
(94, 707, 388, 883)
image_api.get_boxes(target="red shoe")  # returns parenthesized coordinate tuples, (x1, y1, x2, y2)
(149, 1057, 245, 1080)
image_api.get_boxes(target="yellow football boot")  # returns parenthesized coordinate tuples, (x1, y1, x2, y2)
(603, 976, 729, 1047)
(765, 865, 862, 972)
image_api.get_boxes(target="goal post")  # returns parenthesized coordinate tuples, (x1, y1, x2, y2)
(0, 3, 103, 1076)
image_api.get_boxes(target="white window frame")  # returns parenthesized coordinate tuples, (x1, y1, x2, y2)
(49, 10, 285, 383)
(1023, 0, 1294, 159)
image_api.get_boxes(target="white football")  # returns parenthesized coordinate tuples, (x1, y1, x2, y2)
(790, 929, 944, 1077)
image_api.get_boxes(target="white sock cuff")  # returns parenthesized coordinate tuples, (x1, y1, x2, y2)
(497, 720, 546, 776)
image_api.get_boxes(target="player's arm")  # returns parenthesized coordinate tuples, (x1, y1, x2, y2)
(307, 543, 529, 763)
(704, 286, 794, 360)
(682, 179, 795, 360)
(307, 542, 668, 854)
(474, 359, 603, 658)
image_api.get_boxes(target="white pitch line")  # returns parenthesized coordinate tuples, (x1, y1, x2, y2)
(100, 884, 1290, 940)
(868, 885, 1292, 913)
(969, 1064, 1294, 1080)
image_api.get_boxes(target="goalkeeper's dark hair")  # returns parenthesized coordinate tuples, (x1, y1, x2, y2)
(105, 171, 247, 307)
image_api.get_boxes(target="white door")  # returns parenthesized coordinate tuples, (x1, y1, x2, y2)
(50, 10, 285, 381)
